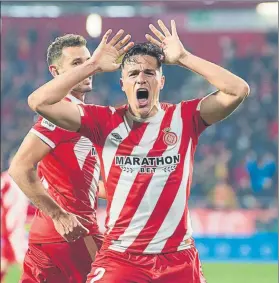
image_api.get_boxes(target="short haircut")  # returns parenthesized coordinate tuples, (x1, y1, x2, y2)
(47, 34, 87, 66)
(121, 42, 164, 69)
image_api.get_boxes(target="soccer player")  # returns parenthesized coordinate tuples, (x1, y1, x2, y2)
(26, 21, 250, 283)
(1, 169, 29, 282)
(8, 34, 106, 283)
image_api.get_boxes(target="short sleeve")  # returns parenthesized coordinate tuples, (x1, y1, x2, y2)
(30, 117, 70, 149)
(77, 104, 109, 142)
(181, 98, 209, 137)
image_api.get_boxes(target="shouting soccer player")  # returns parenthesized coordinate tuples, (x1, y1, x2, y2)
(26, 21, 249, 283)
(9, 34, 106, 283)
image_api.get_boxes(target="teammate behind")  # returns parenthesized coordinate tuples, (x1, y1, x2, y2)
(9, 34, 106, 283)
(26, 21, 249, 283)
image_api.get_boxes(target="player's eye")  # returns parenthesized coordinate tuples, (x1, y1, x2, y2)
(72, 61, 81, 66)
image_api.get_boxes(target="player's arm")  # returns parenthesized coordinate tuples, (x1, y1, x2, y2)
(8, 133, 89, 242)
(146, 20, 250, 125)
(28, 29, 134, 132)
(98, 180, 107, 199)
(177, 54, 249, 125)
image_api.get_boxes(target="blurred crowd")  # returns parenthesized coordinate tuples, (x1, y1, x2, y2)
(1, 28, 278, 231)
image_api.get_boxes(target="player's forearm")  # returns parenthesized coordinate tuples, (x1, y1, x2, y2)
(178, 53, 250, 98)
(28, 61, 99, 111)
(8, 165, 64, 219)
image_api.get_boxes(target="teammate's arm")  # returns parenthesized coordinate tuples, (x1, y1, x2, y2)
(146, 20, 250, 125)
(8, 133, 89, 242)
(28, 29, 134, 132)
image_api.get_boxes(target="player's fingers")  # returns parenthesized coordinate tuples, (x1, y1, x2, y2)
(119, 42, 134, 56)
(145, 34, 162, 47)
(149, 24, 165, 42)
(171, 20, 178, 36)
(101, 29, 112, 44)
(108, 29, 125, 46)
(114, 34, 131, 50)
(158, 20, 171, 37)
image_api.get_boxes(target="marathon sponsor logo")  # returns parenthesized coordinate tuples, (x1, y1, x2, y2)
(115, 154, 180, 174)
(41, 118, 56, 131)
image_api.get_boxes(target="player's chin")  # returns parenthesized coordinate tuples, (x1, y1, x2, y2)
(80, 86, 93, 93)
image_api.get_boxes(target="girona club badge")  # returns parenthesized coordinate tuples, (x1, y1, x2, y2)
(163, 127, 178, 146)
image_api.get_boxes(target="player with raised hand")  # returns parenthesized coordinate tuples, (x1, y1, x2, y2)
(8, 33, 111, 283)
(27, 22, 249, 282)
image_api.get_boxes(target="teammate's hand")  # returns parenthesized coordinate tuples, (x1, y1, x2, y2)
(52, 211, 90, 242)
(91, 29, 134, 72)
(145, 19, 189, 64)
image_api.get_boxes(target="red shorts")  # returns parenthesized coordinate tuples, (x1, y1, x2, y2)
(21, 234, 103, 283)
(86, 247, 206, 283)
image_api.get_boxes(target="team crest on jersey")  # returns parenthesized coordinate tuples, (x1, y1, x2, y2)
(41, 118, 56, 131)
(163, 128, 177, 146)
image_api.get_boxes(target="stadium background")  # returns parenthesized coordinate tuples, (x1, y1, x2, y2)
(1, 1, 278, 282)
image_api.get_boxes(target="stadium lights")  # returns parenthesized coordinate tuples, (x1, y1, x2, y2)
(86, 14, 102, 38)
(256, 2, 278, 17)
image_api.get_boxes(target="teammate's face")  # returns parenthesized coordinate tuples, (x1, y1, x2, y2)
(121, 55, 165, 119)
(50, 46, 92, 93)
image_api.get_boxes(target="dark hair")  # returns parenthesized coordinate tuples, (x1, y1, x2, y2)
(47, 34, 87, 66)
(121, 42, 164, 69)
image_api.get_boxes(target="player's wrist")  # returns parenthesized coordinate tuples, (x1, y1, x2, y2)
(50, 207, 67, 220)
(177, 50, 192, 67)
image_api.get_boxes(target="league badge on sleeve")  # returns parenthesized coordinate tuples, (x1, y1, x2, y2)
(41, 118, 56, 131)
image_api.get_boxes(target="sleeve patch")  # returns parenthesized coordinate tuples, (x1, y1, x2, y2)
(41, 118, 56, 131)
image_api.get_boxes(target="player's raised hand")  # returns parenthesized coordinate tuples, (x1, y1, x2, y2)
(91, 29, 134, 72)
(52, 210, 91, 242)
(145, 20, 189, 64)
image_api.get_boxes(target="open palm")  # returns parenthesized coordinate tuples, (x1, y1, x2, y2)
(91, 29, 134, 72)
(146, 20, 187, 64)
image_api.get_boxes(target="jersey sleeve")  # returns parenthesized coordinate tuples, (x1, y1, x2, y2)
(181, 98, 209, 138)
(30, 117, 70, 149)
(77, 104, 110, 143)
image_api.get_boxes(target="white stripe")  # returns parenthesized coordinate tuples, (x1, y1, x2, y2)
(89, 154, 100, 208)
(102, 122, 129, 180)
(107, 117, 164, 234)
(73, 136, 92, 169)
(110, 105, 183, 250)
(144, 138, 192, 253)
(30, 129, 55, 148)
(77, 104, 84, 116)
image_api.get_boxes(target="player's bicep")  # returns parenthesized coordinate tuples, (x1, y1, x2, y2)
(35, 100, 81, 132)
(200, 90, 244, 125)
(11, 133, 52, 169)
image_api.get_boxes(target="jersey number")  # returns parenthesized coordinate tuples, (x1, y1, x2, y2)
(90, 268, 106, 282)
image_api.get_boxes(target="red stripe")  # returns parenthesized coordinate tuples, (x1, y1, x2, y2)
(109, 106, 176, 246)
(129, 130, 191, 251)
(161, 177, 192, 253)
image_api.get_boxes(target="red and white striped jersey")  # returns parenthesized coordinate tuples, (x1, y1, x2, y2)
(78, 98, 208, 254)
(1, 171, 29, 263)
(29, 94, 101, 243)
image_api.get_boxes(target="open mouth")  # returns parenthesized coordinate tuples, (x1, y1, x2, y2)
(136, 88, 149, 107)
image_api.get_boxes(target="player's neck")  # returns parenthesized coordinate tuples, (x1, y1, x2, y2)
(126, 104, 161, 127)
(69, 91, 85, 102)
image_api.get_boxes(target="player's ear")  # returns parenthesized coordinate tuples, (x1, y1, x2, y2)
(160, 75, 165, 90)
(120, 78, 124, 91)
(49, 65, 59, 77)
